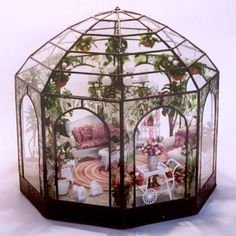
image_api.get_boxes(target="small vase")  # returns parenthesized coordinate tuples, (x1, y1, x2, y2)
(58, 178, 70, 195)
(148, 155, 158, 171)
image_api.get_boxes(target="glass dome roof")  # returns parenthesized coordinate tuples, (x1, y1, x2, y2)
(16, 7, 218, 100)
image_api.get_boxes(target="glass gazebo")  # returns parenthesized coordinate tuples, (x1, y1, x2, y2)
(15, 7, 219, 228)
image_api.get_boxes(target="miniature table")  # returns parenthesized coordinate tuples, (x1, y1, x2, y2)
(98, 148, 120, 170)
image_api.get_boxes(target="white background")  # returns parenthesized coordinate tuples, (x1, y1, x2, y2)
(1, 0, 236, 235)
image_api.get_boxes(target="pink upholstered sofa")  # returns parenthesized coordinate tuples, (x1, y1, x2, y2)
(66, 115, 119, 159)
(72, 124, 119, 149)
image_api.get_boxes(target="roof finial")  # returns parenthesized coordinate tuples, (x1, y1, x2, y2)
(115, 6, 120, 11)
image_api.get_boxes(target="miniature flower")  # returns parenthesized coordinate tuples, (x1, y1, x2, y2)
(141, 138, 167, 163)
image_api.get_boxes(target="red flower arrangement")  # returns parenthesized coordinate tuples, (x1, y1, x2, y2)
(141, 138, 168, 163)
(111, 165, 134, 207)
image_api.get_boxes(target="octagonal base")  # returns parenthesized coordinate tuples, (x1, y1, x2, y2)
(20, 173, 216, 229)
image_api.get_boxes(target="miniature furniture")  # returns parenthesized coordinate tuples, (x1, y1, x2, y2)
(137, 159, 182, 204)
(98, 148, 120, 170)
(66, 115, 119, 159)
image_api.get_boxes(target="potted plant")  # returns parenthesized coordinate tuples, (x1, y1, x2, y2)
(189, 62, 206, 75)
(169, 68, 186, 81)
(141, 139, 167, 171)
(52, 72, 70, 88)
(139, 34, 159, 48)
(56, 141, 73, 195)
(111, 166, 133, 207)
(75, 36, 96, 51)
(105, 37, 128, 64)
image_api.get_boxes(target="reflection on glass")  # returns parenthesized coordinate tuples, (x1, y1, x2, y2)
(21, 96, 40, 191)
(201, 94, 215, 187)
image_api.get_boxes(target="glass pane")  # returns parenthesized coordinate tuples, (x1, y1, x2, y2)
(124, 71, 170, 99)
(70, 36, 109, 53)
(87, 27, 115, 36)
(87, 20, 116, 34)
(56, 109, 112, 207)
(123, 52, 197, 99)
(16, 79, 27, 176)
(47, 52, 121, 99)
(192, 56, 217, 84)
(72, 17, 98, 33)
(101, 12, 133, 21)
(47, 71, 121, 99)
(94, 11, 113, 20)
(31, 43, 65, 69)
(139, 17, 165, 31)
(17, 58, 52, 91)
(201, 93, 215, 187)
(21, 96, 40, 192)
(120, 20, 151, 35)
(28, 88, 44, 195)
(51, 29, 82, 50)
(134, 107, 187, 206)
(174, 41, 204, 65)
(157, 27, 185, 48)
(124, 35, 169, 53)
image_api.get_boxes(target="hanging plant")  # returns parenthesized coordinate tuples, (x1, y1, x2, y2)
(189, 62, 206, 75)
(74, 36, 96, 51)
(51, 72, 70, 88)
(105, 37, 128, 64)
(154, 54, 187, 81)
(139, 34, 159, 48)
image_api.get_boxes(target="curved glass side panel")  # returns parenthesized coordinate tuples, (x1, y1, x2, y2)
(21, 95, 40, 192)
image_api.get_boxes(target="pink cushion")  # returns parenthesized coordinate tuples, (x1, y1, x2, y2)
(92, 124, 108, 139)
(80, 125, 93, 141)
(76, 138, 108, 149)
(72, 127, 83, 142)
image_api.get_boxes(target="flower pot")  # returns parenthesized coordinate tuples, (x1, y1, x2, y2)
(142, 41, 152, 47)
(172, 74, 183, 81)
(190, 66, 199, 75)
(55, 80, 67, 88)
(148, 155, 158, 171)
(58, 178, 70, 195)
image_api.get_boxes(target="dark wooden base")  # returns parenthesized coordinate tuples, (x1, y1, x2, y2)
(20, 173, 216, 229)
